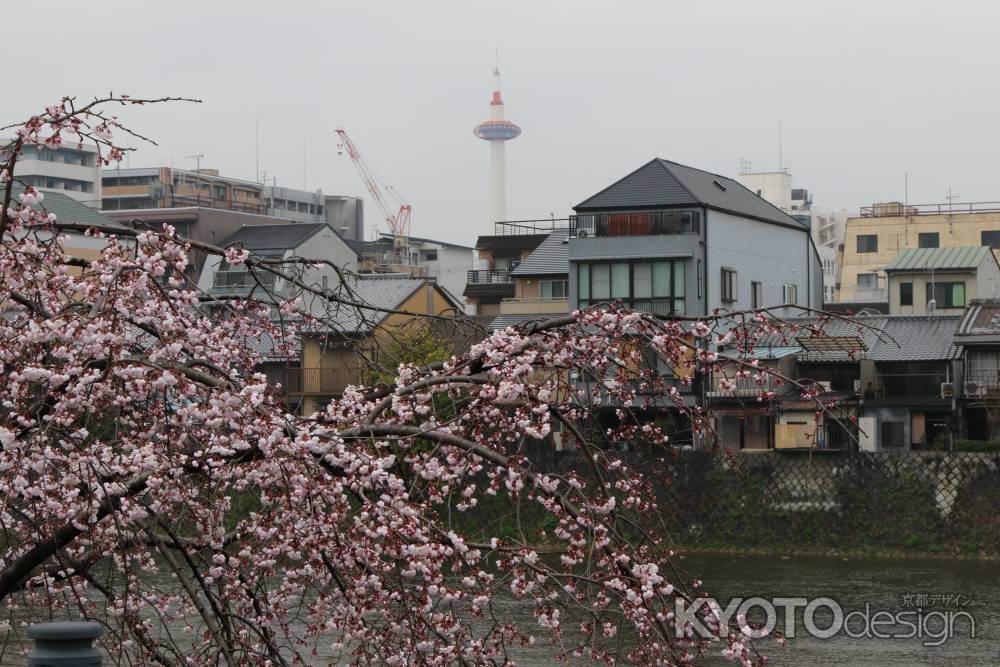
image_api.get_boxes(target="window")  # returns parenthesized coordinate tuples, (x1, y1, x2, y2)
(422, 250, 438, 261)
(918, 232, 939, 248)
(540, 280, 568, 300)
(926, 282, 966, 309)
(856, 234, 878, 253)
(881, 421, 906, 448)
(721, 267, 738, 303)
(982, 231, 1000, 249)
(213, 185, 226, 201)
(781, 283, 798, 305)
(900, 282, 913, 306)
(751, 281, 763, 309)
(856, 273, 878, 288)
(577, 260, 685, 315)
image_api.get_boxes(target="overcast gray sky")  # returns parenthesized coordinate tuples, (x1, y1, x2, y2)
(8, 0, 1000, 245)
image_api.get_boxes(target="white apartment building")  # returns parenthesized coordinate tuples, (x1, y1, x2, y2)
(11, 141, 101, 206)
(735, 168, 848, 304)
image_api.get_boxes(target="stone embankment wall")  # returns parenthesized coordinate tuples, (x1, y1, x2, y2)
(517, 447, 1000, 557)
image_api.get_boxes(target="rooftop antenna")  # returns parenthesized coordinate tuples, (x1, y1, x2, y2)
(946, 186, 959, 213)
(185, 154, 204, 173)
(778, 119, 783, 172)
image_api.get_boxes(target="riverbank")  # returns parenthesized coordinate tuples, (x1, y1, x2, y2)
(466, 446, 1000, 559)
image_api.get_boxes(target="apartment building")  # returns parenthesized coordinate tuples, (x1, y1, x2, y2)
(465, 219, 565, 316)
(486, 228, 571, 329)
(9, 141, 101, 205)
(264, 185, 325, 223)
(835, 201, 1000, 305)
(355, 233, 473, 301)
(101, 167, 264, 214)
(569, 158, 823, 317)
(197, 222, 358, 313)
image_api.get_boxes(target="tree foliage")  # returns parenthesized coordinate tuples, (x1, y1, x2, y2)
(0, 96, 857, 666)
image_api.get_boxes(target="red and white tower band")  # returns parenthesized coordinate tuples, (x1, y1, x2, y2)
(473, 66, 521, 233)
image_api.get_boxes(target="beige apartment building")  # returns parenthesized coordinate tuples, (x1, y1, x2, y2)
(102, 167, 264, 214)
(835, 202, 1000, 304)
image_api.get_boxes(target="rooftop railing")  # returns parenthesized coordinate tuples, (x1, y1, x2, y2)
(491, 218, 574, 236)
(860, 201, 1000, 217)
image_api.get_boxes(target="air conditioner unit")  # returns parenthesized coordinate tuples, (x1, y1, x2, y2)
(965, 382, 983, 397)
(853, 379, 862, 394)
(576, 229, 589, 238)
(940, 382, 954, 399)
(817, 381, 832, 393)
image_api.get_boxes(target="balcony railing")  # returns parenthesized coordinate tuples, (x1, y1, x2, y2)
(467, 269, 512, 284)
(212, 270, 276, 289)
(263, 366, 363, 396)
(707, 375, 781, 398)
(263, 367, 303, 394)
(836, 287, 888, 302)
(499, 297, 570, 315)
(869, 373, 950, 399)
(302, 367, 363, 395)
(492, 219, 574, 236)
(571, 211, 701, 239)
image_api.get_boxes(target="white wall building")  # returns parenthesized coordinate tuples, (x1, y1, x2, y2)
(11, 141, 101, 206)
(735, 168, 848, 304)
(375, 233, 474, 301)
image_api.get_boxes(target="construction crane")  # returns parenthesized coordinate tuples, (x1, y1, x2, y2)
(335, 128, 411, 246)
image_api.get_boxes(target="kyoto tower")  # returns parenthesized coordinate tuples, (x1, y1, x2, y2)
(473, 65, 521, 232)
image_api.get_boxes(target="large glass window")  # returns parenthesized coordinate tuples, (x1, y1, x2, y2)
(591, 264, 610, 300)
(926, 282, 965, 309)
(577, 260, 685, 315)
(857, 273, 878, 288)
(540, 280, 568, 300)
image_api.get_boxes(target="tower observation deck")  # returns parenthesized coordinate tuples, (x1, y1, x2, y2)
(473, 67, 521, 234)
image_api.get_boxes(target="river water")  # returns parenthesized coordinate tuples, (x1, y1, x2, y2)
(498, 552, 1000, 666)
(14, 553, 1000, 665)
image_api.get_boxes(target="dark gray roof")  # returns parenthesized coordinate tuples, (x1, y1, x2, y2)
(762, 315, 960, 362)
(326, 274, 430, 333)
(955, 300, 1000, 343)
(574, 159, 807, 230)
(512, 230, 570, 276)
(874, 316, 960, 361)
(219, 223, 329, 250)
